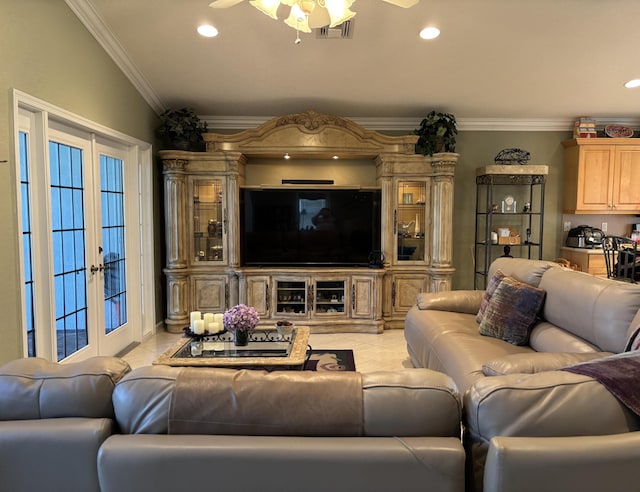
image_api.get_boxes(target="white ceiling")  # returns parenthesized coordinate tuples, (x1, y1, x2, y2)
(71, 0, 640, 130)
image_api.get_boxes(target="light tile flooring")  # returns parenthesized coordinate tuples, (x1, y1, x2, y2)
(120, 328, 413, 372)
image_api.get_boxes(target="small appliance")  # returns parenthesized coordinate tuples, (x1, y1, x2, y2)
(566, 225, 605, 248)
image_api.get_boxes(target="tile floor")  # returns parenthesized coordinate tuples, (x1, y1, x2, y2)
(120, 328, 414, 372)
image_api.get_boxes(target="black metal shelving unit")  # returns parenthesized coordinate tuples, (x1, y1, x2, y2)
(474, 165, 548, 289)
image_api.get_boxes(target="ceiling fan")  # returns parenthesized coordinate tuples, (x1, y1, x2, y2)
(209, 0, 420, 38)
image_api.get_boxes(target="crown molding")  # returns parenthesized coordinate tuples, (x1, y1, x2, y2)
(64, 1, 640, 133)
(203, 115, 640, 132)
(65, 0, 165, 114)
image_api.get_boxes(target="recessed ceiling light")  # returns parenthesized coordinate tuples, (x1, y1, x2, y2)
(624, 79, 640, 89)
(197, 24, 219, 38)
(419, 27, 440, 40)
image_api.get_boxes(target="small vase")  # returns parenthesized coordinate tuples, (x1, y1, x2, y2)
(233, 330, 249, 346)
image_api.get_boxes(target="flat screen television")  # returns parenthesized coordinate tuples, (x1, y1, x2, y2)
(240, 187, 382, 267)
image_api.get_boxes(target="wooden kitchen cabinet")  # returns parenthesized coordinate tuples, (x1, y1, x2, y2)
(562, 139, 640, 214)
(559, 247, 607, 277)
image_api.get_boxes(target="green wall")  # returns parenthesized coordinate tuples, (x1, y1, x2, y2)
(0, 0, 159, 364)
(451, 130, 572, 289)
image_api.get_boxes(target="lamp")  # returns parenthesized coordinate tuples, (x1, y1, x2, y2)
(244, 1, 357, 41)
(210, 0, 419, 43)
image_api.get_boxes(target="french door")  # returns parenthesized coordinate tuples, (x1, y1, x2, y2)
(18, 107, 145, 362)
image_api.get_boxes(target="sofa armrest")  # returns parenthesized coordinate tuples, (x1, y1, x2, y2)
(0, 417, 113, 492)
(484, 433, 640, 492)
(416, 290, 484, 315)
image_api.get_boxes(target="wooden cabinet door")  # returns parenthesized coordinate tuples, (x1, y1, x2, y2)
(351, 276, 374, 319)
(191, 275, 228, 313)
(613, 147, 640, 211)
(391, 274, 428, 316)
(576, 146, 614, 212)
(243, 275, 270, 318)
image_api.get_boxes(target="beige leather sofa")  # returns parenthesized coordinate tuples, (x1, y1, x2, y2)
(0, 356, 131, 492)
(99, 365, 464, 492)
(405, 257, 640, 492)
(1, 357, 465, 492)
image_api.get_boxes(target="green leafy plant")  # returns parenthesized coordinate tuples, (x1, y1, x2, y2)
(414, 111, 458, 156)
(156, 107, 207, 151)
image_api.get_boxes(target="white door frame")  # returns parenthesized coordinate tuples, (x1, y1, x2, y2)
(12, 89, 156, 360)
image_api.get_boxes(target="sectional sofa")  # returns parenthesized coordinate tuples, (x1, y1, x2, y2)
(405, 257, 640, 492)
(0, 357, 464, 492)
(4, 257, 640, 492)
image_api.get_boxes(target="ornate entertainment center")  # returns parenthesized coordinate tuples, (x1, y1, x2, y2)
(161, 110, 458, 333)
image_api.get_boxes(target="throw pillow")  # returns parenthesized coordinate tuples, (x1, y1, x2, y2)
(625, 325, 640, 351)
(478, 275, 546, 346)
(476, 269, 506, 323)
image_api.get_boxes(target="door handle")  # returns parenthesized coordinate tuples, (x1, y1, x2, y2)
(90, 264, 105, 275)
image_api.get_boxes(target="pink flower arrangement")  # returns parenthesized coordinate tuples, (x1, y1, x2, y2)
(223, 304, 260, 332)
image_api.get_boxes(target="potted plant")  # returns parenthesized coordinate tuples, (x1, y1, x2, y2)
(156, 107, 207, 151)
(413, 111, 458, 156)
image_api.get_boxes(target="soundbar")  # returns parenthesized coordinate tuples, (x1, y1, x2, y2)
(281, 179, 335, 185)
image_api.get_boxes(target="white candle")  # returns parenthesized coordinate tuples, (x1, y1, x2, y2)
(190, 311, 202, 329)
(193, 319, 205, 335)
(203, 313, 214, 327)
(214, 313, 223, 325)
(208, 322, 220, 334)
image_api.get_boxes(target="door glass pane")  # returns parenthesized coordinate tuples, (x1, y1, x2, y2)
(49, 141, 88, 360)
(100, 154, 128, 334)
(19, 131, 36, 357)
(397, 181, 426, 262)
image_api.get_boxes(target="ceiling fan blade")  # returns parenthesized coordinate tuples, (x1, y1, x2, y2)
(380, 0, 420, 7)
(209, 0, 245, 8)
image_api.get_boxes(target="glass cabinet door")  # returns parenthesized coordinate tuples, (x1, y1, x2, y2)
(192, 178, 225, 263)
(275, 279, 307, 315)
(314, 280, 346, 315)
(396, 180, 426, 262)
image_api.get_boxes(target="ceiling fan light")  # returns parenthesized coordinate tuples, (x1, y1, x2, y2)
(323, 0, 356, 27)
(284, 5, 313, 32)
(298, 0, 317, 15)
(249, 0, 282, 20)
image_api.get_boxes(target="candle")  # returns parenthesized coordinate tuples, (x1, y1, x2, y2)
(214, 313, 223, 325)
(193, 319, 205, 335)
(208, 322, 220, 334)
(203, 313, 214, 327)
(190, 311, 202, 329)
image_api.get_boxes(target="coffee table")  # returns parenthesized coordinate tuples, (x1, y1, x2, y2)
(153, 326, 310, 370)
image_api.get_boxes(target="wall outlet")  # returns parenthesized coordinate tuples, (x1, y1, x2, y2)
(563, 221, 571, 232)
(601, 222, 608, 232)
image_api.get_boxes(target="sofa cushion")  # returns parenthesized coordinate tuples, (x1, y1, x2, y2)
(487, 258, 558, 287)
(169, 368, 363, 436)
(476, 270, 506, 323)
(479, 276, 546, 345)
(0, 356, 131, 420)
(482, 352, 613, 376)
(113, 366, 461, 438)
(539, 268, 640, 353)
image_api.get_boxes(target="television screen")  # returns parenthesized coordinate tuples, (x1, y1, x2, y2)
(240, 188, 381, 267)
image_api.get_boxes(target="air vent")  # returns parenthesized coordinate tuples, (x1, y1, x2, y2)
(317, 20, 353, 39)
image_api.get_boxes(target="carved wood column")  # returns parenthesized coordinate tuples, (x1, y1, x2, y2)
(429, 154, 457, 292)
(224, 152, 245, 269)
(163, 158, 189, 332)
